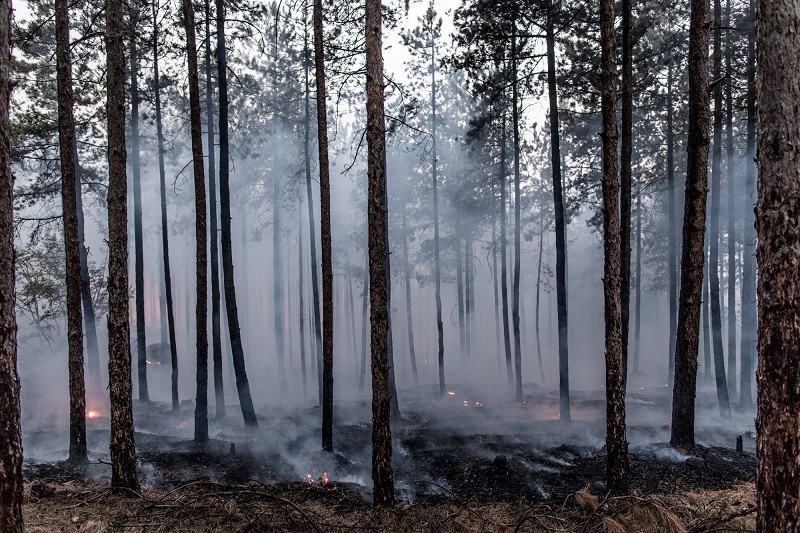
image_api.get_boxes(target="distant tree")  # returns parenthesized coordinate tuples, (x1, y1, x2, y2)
(56, 0, 88, 464)
(755, 0, 800, 528)
(106, 0, 140, 493)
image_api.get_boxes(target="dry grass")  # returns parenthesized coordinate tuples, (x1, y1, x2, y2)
(23, 479, 756, 532)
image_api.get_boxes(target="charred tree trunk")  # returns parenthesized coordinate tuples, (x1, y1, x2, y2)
(216, 0, 257, 427)
(401, 205, 419, 385)
(0, 0, 23, 521)
(56, 0, 88, 465)
(710, 0, 732, 417)
(600, 0, 629, 492)
(511, 30, 523, 402)
(153, 0, 179, 412)
(431, 35, 445, 395)
(755, 0, 800, 526)
(666, 65, 678, 385)
(739, 0, 756, 410)
(205, 0, 224, 420)
(620, 0, 633, 385)
(313, 0, 334, 452)
(724, 0, 737, 400)
(106, 0, 139, 491)
(546, 2, 570, 420)
(500, 106, 513, 387)
(128, 9, 148, 402)
(670, 0, 711, 448)
(366, 0, 394, 504)
(183, 0, 209, 444)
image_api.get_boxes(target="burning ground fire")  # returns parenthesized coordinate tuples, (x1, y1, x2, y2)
(303, 470, 336, 490)
(86, 410, 98, 419)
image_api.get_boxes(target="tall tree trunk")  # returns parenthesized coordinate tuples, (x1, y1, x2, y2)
(106, 0, 139, 491)
(153, 0, 179, 412)
(313, 0, 334, 451)
(401, 205, 419, 385)
(273, 170, 287, 396)
(511, 31, 523, 402)
(183, 0, 209, 444)
(535, 205, 545, 382)
(546, 3, 570, 419)
(299, 195, 308, 397)
(633, 186, 642, 373)
(77, 165, 101, 398)
(455, 230, 466, 359)
(56, 0, 87, 465)
(710, 0, 732, 417)
(366, 0, 394, 505)
(0, 0, 23, 521)
(755, 0, 800, 526)
(359, 248, 369, 392)
(205, 0, 224, 420)
(670, 0, 711, 448)
(216, 0, 258, 427)
(129, 8, 148, 402)
(724, 0, 737, 399)
(600, 0, 629, 492)
(500, 106, 513, 386)
(703, 245, 713, 382)
(384, 192, 400, 419)
(431, 35, 445, 395)
(666, 64, 677, 385)
(464, 234, 473, 358)
(620, 0, 633, 385)
(739, 0, 756, 410)
(492, 187, 501, 372)
(348, 272, 359, 382)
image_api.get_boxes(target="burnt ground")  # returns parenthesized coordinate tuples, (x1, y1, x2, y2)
(23, 383, 756, 508)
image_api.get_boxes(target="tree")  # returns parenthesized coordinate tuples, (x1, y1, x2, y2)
(670, 0, 711, 448)
(0, 0, 23, 523)
(724, 0, 736, 399)
(217, 0, 258, 427)
(153, 0, 180, 412)
(755, 0, 800, 528)
(314, 0, 334, 453)
(106, 0, 140, 493)
(366, 0, 394, 506)
(184, 0, 209, 444)
(619, 0, 633, 383)
(599, 0, 628, 493)
(666, 64, 677, 384)
(56, 0, 88, 465)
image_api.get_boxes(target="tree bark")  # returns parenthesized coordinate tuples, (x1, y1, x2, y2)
(365, 0, 394, 505)
(313, 0, 334, 451)
(755, 0, 800, 527)
(205, 0, 224, 420)
(600, 0, 629, 492)
(0, 0, 23, 523)
(431, 35, 445, 395)
(620, 0, 633, 386)
(492, 186, 501, 372)
(739, 0, 756, 410)
(56, 0, 88, 465)
(500, 106, 513, 387)
(128, 6, 148, 403)
(511, 30, 523, 402)
(703, 245, 713, 382)
(535, 206, 545, 383)
(546, 2, 570, 420)
(666, 65, 677, 385)
(455, 229, 466, 359)
(216, 0, 258, 427)
(710, 0, 732, 417)
(670, 0, 711, 448)
(724, 0, 737, 401)
(106, 0, 139, 491)
(401, 205, 419, 385)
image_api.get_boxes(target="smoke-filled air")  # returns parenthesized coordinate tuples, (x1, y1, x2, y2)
(1, 0, 799, 529)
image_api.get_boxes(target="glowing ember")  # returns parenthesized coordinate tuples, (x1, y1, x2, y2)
(448, 391, 455, 396)
(322, 472, 329, 485)
(86, 410, 98, 419)
(146, 360, 161, 366)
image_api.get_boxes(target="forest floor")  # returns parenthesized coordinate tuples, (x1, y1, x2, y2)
(22, 382, 757, 531)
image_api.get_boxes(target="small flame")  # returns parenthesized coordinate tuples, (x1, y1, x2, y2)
(322, 472, 329, 485)
(86, 410, 98, 419)
(448, 391, 456, 396)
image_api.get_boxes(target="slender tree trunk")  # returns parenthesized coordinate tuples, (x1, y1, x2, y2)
(500, 106, 513, 387)
(366, 0, 394, 504)
(273, 173, 287, 396)
(511, 32, 523, 402)
(600, 0, 629, 492)
(670, 0, 711, 448)
(739, 0, 756, 410)
(77, 167, 100, 398)
(56, 0, 87, 464)
(128, 8, 148, 402)
(710, 0, 732, 417)
(546, 3, 570, 420)
(313, 0, 334, 451)
(183, 0, 209, 444)
(633, 186, 642, 373)
(703, 245, 713, 382)
(455, 230, 466, 359)
(0, 0, 23, 521)
(205, 0, 224, 420)
(492, 187, 501, 372)
(431, 36, 445, 395)
(153, 0, 179, 412)
(217, 0, 257, 427)
(724, 0, 737, 400)
(464, 234, 473, 358)
(384, 192, 400, 419)
(620, 0, 633, 385)
(359, 248, 369, 392)
(106, 0, 139, 491)
(755, 0, 800, 526)
(535, 206, 545, 383)
(299, 195, 308, 397)
(401, 205, 419, 385)
(666, 65, 678, 385)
